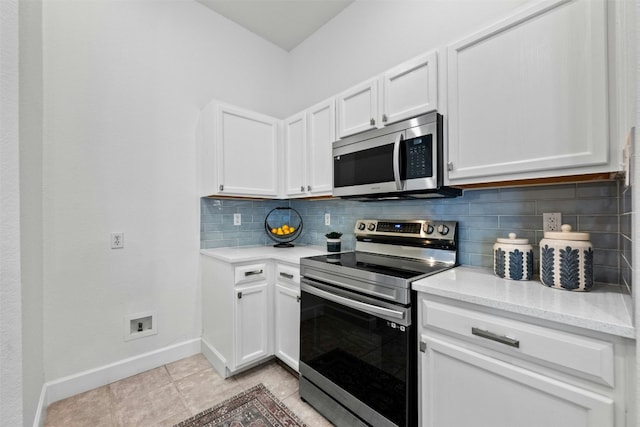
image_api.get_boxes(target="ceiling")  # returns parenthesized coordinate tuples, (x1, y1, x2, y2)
(196, 0, 354, 51)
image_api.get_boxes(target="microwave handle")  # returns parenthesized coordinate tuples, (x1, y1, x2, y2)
(393, 133, 404, 190)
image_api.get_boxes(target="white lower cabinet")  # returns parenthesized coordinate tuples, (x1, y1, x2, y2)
(274, 263, 301, 371)
(421, 333, 613, 427)
(200, 256, 273, 377)
(275, 283, 300, 370)
(201, 256, 303, 377)
(235, 282, 271, 368)
(418, 295, 630, 427)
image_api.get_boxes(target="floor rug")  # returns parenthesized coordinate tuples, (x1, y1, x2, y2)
(174, 383, 307, 427)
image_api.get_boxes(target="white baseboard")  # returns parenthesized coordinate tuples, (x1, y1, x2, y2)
(200, 336, 230, 378)
(33, 338, 201, 427)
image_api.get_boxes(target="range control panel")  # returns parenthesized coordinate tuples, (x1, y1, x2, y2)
(354, 219, 457, 242)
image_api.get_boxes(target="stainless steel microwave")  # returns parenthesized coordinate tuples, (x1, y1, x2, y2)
(332, 112, 461, 200)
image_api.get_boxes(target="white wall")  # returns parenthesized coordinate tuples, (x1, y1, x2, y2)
(20, 0, 45, 424)
(287, 0, 529, 114)
(42, 0, 289, 381)
(1, 0, 24, 425)
(38, 0, 535, 386)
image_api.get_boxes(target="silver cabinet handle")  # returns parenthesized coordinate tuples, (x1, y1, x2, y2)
(307, 185, 311, 191)
(370, 118, 375, 125)
(244, 269, 263, 277)
(280, 272, 294, 279)
(237, 291, 242, 299)
(447, 162, 454, 171)
(301, 185, 305, 192)
(219, 184, 224, 191)
(472, 327, 520, 348)
(296, 295, 301, 303)
(382, 114, 388, 123)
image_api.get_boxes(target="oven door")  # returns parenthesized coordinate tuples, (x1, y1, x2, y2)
(299, 278, 416, 427)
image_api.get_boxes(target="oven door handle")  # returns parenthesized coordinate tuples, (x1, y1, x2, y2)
(393, 132, 404, 190)
(301, 282, 405, 320)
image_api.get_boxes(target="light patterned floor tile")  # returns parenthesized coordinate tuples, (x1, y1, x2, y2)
(174, 367, 243, 415)
(165, 353, 212, 381)
(109, 366, 172, 404)
(43, 356, 330, 427)
(44, 386, 115, 427)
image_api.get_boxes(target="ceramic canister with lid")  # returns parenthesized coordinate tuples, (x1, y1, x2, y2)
(539, 224, 593, 291)
(493, 233, 534, 280)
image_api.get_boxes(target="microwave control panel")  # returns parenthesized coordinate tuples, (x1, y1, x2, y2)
(404, 134, 433, 179)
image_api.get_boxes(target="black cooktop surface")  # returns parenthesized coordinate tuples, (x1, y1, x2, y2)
(303, 251, 453, 281)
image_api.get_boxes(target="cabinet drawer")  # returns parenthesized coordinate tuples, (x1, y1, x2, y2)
(234, 263, 268, 285)
(422, 299, 614, 387)
(276, 264, 299, 285)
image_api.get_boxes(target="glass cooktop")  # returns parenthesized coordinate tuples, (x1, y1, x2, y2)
(303, 251, 454, 281)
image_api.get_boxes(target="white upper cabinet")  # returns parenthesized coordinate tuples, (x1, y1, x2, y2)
(446, 0, 617, 185)
(283, 112, 307, 197)
(283, 98, 335, 198)
(336, 78, 379, 139)
(337, 51, 439, 139)
(382, 51, 438, 126)
(306, 99, 335, 196)
(198, 101, 279, 198)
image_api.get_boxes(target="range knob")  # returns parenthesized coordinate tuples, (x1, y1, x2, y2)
(367, 223, 376, 231)
(424, 224, 435, 234)
(357, 222, 366, 231)
(437, 224, 450, 235)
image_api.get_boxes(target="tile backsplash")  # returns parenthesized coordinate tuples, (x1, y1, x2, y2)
(201, 180, 626, 287)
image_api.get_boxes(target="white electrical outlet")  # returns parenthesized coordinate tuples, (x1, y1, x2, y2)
(111, 232, 124, 249)
(543, 213, 562, 232)
(325, 213, 331, 226)
(233, 213, 241, 226)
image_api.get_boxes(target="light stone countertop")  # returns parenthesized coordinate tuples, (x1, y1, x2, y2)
(413, 266, 635, 339)
(200, 245, 328, 265)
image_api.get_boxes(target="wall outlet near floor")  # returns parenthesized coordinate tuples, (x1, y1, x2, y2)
(124, 311, 157, 341)
(325, 213, 331, 226)
(543, 212, 562, 232)
(233, 213, 241, 226)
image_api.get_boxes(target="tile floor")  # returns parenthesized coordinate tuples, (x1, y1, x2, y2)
(43, 354, 333, 427)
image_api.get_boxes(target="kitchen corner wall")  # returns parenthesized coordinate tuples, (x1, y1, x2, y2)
(202, 179, 627, 288)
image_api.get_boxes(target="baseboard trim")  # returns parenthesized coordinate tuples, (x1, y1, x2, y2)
(33, 338, 201, 427)
(200, 336, 229, 378)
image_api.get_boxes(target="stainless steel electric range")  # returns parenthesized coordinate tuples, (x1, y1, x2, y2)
(299, 218, 458, 427)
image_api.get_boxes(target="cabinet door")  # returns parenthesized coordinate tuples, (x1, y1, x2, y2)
(382, 51, 438, 126)
(336, 78, 378, 139)
(283, 113, 307, 197)
(447, 0, 609, 184)
(234, 282, 270, 368)
(306, 99, 335, 196)
(216, 104, 279, 197)
(420, 332, 614, 427)
(275, 283, 300, 371)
